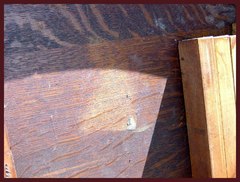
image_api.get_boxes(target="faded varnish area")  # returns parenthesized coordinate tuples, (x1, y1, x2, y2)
(4, 4, 235, 178)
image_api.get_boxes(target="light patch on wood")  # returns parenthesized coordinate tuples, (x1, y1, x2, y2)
(127, 117, 137, 131)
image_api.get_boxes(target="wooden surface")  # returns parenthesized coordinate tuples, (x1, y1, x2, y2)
(230, 36, 236, 97)
(179, 38, 219, 178)
(179, 36, 236, 178)
(4, 4, 235, 178)
(4, 128, 17, 178)
(232, 23, 236, 34)
(214, 36, 236, 177)
(4, 37, 168, 178)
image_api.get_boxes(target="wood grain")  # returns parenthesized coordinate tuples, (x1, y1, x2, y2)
(179, 36, 236, 178)
(230, 35, 236, 98)
(179, 38, 216, 178)
(4, 4, 235, 178)
(214, 36, 236, 177)
(4, 127, 17, 178)
(4, 4, 235, 56)
(4, 36, 169, 178)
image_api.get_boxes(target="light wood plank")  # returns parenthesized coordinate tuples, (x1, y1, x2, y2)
(179, 36, 236, 178)
(213, 36, 236, 178)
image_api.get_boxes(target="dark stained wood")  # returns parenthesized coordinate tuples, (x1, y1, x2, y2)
(4, 4, 235, 178)
(4, 4, 235, 56)
(232, 23, 236, 34)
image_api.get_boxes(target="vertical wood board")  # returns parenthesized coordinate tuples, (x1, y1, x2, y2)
(179, 35, 236, 178)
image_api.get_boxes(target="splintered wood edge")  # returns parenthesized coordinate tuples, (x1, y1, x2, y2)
(4, 127, 17, 178)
